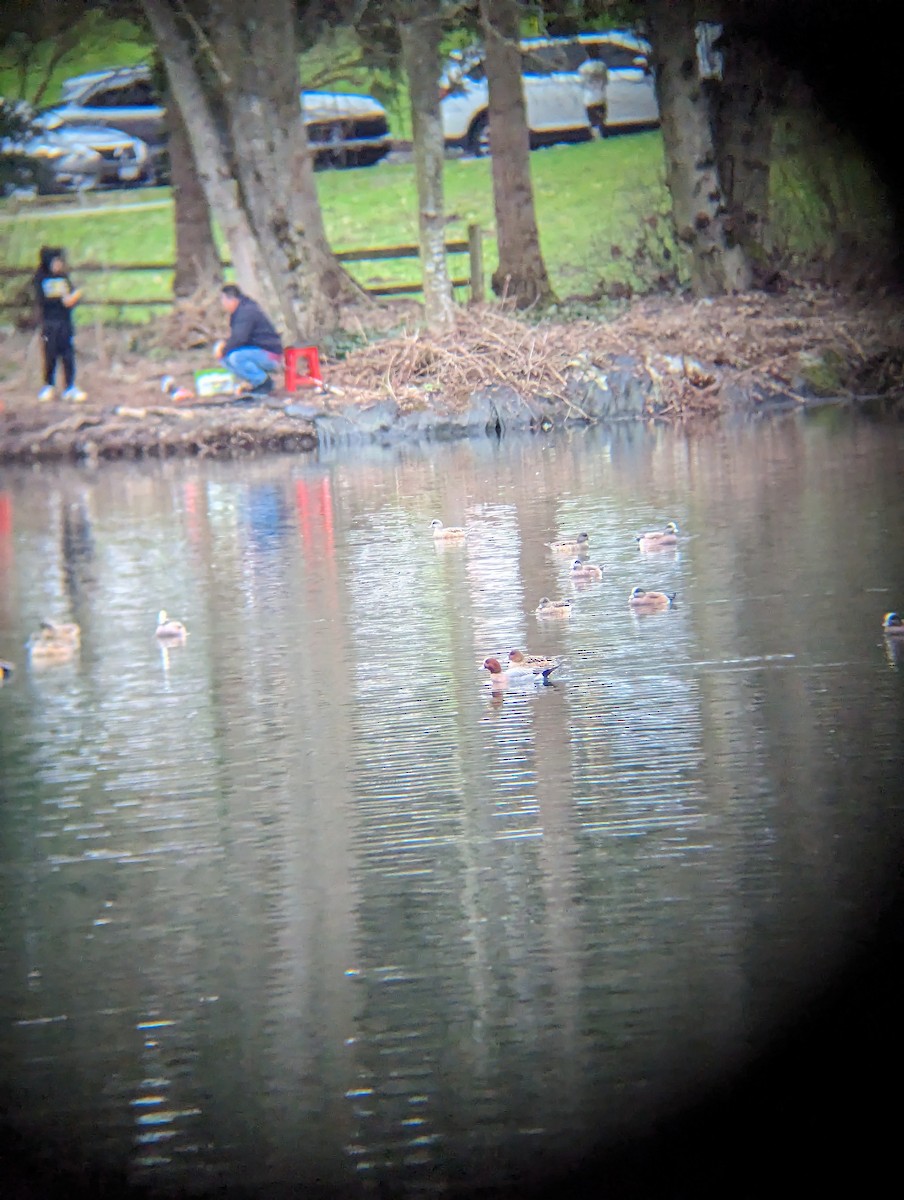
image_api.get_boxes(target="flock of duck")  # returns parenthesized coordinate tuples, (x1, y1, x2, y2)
(0, 610, 188, 681)
(431, 517, 904, 691)
(431, 517, 681, 692)
(1, 520, 901, 687)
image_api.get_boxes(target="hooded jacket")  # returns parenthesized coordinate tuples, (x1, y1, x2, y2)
(222, 294, 283, 357)
(33, 247, 76, 325)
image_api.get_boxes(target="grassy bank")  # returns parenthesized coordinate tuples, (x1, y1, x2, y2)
(0, 122, 894, 325)
(0, 133, 671, 320)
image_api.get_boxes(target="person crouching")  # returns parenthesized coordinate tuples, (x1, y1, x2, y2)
(215, 284, 283, 397)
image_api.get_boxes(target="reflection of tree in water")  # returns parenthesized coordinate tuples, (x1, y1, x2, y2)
(61, 496, 96, 607)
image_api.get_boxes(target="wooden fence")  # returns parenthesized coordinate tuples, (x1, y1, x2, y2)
(0, 223, 485, 310)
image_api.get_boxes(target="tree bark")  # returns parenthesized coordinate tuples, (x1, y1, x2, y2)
(164, 78, 222, 297)
(141, 0, 283, 321)
(647, 0, 752, 296)
(711, 27, 780, 265)
(142, 0, 365, 341)
(207, 0, 364, 338)
(479, 0, 555, 308)
(398, 1, 455, 332)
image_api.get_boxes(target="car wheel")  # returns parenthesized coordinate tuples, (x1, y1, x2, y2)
(466, 114, 490, 157)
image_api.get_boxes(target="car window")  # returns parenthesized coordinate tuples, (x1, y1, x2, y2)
(86, 81, 156, 108)
(588, 42, 647, 69)
(522, 43, 586, 74)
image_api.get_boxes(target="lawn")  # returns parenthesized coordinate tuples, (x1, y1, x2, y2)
(0, 121, 893, 325)
(2, 10, 894, 324)
(0, 132, 673, 321)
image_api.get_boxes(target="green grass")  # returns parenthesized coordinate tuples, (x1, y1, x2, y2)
(0, 70, 894, 328)
(1, 122, 894, 325)
(2, 15, 894, 325)
(0, 133, 674, 321)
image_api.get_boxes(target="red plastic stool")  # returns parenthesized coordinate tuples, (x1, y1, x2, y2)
(284, 346, 322, 390)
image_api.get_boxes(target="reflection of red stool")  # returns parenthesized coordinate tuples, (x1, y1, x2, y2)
(284, 346, 322, 390)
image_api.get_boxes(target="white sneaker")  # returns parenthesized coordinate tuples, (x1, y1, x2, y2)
(62, 386, 87, 403)
(38, 385, 55, 402)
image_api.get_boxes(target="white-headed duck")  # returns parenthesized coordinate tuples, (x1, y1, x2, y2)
(636, 521, 679, 550)
(508, 649, 563, 674)
(629, 587, 676, 610)
(483, 656, 557, 688)
(548, 532, 590, 554)
(431, 519, 466, 540)
(883, 612, 904, 637)
(535, 596, 572, 618)
(571, 559, 603, 581)
(156, 610, 189, 640)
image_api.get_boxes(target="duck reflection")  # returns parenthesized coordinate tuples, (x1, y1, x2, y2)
(61, 495, 96, 602)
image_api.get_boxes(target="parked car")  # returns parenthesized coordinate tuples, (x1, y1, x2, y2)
(440, 29, 661, 156)
(48, 66, 392, 177)
(0, 113, 150, 195)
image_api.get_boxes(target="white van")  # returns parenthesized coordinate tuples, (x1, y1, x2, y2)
(440, 29, 660, 156)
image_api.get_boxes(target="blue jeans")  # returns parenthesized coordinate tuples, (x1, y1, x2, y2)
(223, 347, 282, 387)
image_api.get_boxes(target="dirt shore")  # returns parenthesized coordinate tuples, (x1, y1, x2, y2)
(2, 286, 902, 464)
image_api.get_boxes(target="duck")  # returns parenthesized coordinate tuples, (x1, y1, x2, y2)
(570, 559, 603, 581)
(883, 612, 904, 636)
(628, 587, 676, 610)
(0, 659, 14, 680)
(535, 596, 572, 618)
(431, 519, 466, 540)
(547, 532, 590, 554)
(27, 629, 78, 662)
(37, 619, 80, 645)
(636, 521, 679, 550)
(155, 610, 189, 640)
(508, 649, 563, 674)
(483, 657, 557, 688)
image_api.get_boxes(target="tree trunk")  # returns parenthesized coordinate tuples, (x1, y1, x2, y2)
(164, 79, 222, 297)
(208, 0, 364, 339)
(711, 27, 780, 265)
(398, 1, 455, 332)
(647, 0, 752, 296)
(142, 0, 364, 341)
(141, 0, 284, 322)
(479, 0, 555, 308)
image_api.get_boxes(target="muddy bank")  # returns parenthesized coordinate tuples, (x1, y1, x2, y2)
(1, 286, 901, 464)
(0, 361, 887, 466)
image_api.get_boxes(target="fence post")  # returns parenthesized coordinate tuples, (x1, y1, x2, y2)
(467, 224, 484, 304)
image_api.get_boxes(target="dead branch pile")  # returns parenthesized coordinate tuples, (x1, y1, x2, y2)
(3, 285, 902, 424)
(326, 305, 576, 412)
(325, 286, 904, 413)
(148, 287, 226, 351)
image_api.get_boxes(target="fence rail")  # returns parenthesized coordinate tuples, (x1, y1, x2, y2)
(0, 225, 485, 309)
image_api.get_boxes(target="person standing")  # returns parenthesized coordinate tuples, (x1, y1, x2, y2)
(33, 246, 86, 403)
(215, 284, 283, 396)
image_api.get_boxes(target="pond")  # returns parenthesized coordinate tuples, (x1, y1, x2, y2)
(1, 410, 903, 1197)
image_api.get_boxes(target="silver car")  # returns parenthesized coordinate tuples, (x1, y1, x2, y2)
(50, 65, 392, 173)
(1, 117, 150, 194)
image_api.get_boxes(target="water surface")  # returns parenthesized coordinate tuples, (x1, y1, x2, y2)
(1, 412, 903, 1196)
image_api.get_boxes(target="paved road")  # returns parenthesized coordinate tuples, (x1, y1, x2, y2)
(0, 198, 172, 223)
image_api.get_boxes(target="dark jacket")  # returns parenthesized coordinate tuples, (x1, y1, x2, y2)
(222, 295, 283, 357)
(33, 246, 75, 326)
